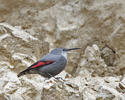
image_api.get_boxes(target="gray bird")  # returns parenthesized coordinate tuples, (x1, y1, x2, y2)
(17, 48, 80, 78)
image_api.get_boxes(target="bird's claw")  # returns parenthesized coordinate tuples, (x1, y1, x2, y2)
(54, 77, 65, 82)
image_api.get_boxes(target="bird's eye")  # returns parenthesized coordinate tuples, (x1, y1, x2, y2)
(63, 48, 66, 51)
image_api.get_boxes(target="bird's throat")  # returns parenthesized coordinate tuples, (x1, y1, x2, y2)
(62, 52, 67, 59)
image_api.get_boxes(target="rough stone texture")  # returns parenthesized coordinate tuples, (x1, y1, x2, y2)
(0, 0, 125, 100)
(42, 80, 83, 100)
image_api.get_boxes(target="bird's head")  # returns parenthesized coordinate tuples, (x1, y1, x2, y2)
(50, 48, 80, 58)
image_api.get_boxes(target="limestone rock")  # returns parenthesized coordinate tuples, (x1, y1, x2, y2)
(42, 80, 82, 100)
(0, 23, 49, 100)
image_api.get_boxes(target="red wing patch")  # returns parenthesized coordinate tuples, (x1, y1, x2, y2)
(31, 60, 55, 69)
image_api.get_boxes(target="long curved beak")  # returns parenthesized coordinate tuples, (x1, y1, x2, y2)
(64, 48, 81, 51)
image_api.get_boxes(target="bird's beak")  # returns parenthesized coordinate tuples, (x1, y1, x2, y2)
(64, 48, 81, 51)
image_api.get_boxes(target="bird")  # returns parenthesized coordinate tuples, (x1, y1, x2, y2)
(17, 48, 80, 79)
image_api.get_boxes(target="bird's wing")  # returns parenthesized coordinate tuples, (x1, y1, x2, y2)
(17, 59, 55, 77)
(29, 60, 55, 69)
(28, 54, 60, 69)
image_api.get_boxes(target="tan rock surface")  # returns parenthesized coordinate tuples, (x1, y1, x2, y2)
(0, 0, 125, 100)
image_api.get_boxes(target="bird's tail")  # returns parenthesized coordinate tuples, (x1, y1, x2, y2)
(17, 69, 29, 77)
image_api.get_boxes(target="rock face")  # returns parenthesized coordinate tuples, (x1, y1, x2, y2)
(0, 0, 125, 100)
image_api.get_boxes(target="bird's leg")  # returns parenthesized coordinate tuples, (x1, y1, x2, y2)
(47, 73, 54, 78)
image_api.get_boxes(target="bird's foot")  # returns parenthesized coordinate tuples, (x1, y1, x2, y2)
(54, 77, 65, 82)
(44, 73, 66, 82)
(44, 78, 49, 82)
